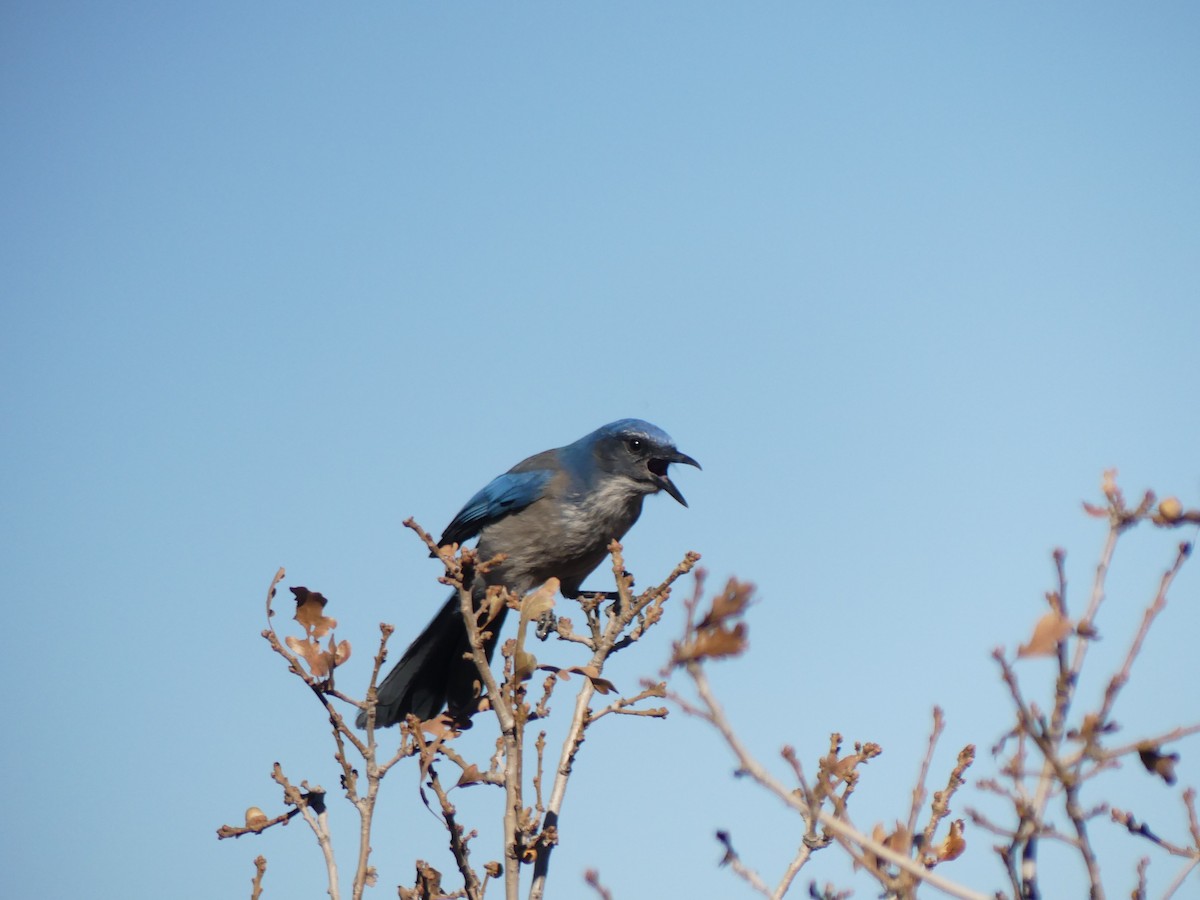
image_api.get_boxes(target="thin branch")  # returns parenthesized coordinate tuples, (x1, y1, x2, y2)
(587, 682, 669, 722)
(773, 842, 816, 899)
(1185, 787, 1200, 851)
(716, 830, 774, 897)
(679, 662, 989, 900)
(456, 577, 521, 900)
(907, 707, 946, 840)
(528, 671, 594, 900)
(527, 547, 698, 900)
(924, 745, 976, 862)
(272, 764, 339, 900)
(424, 758, 483, 900)
(1163, 859, 1200, 899)
(217, 807, 300, 840)
(1095, 723, 1200, 765)
(1092, 541, 1192, 735)
(250, 855, 267, 900)
(583, 869, 613, 900)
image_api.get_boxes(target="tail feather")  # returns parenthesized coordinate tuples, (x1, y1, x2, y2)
(356, 591, 507, 728)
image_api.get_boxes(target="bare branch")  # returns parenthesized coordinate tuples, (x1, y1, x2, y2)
(583, 868, 613, 900)
(678, 660, 989, 900)
(250, 856, 266, 900)
(907, 707, 946, 841)
(716, 830, 774, 898)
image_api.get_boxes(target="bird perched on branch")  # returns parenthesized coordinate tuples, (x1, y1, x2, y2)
(359, 419, 699, 728)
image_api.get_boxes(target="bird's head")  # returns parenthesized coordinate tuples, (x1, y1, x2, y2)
(586, 419, 701, 506)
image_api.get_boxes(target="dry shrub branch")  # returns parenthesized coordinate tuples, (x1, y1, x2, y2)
(218, 473, 1198, 899)
(662, 472, 1198, 899)
(217, 523, 698, 900)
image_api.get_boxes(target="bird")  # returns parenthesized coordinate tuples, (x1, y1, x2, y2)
(358, 419, 699, 729)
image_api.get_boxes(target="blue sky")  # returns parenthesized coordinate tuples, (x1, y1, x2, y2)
(3, 3, 1198, 898)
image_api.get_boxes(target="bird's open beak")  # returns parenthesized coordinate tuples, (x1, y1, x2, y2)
(650, 450, 701, 507)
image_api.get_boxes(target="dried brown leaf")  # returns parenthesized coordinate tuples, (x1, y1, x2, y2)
(290, 586, 338, 638)
(419, 713, 461, 740)
(519, 578, 558, 624)
(456, 764, 485, 787)
(858, 822, 891, 873)
(674, 622, 748, 663)
(481, 585, 508, 624)
(1017, 611, 1073, 658)
(284, 634, 350, 677)
(539, 664, 618, 694)
(937, 819, 966, 862)
(872, 822, 887, 844)
(511, 579, 558, 681)
(329, 636, 351, 667)
(697, 579, 754, 629)
(514, 649, 538, 682)
(285, 635, 320, 670)
(884, 822, 912, 855)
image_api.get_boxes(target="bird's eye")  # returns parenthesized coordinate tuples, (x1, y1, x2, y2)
(626, 438, 643, 453)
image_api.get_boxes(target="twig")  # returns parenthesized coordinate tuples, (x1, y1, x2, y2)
(250, 855, 266, 900)
(528, 667, 594, 900)
(1185, 787, 1200, 850)
(679, 662, 989, 900)
(527, 547, 699, 900)
(453, 575, 520, 900)
(988, 478, 1198, 900)
(1131, 856, 1149, 900)
(716, 830, 774, 897)
(583, 868, 613, 900)
(1095, 723, 1200, 764)
(1091, 541, 1192, 739)
(533, 731, 546, 815)
(423, 755, 483, 899)
(1163, 859, 1200, 899)
(907, 708, 946, 841)
(774, 842, 816, 899)
(587, 682, 668, 722)
(227, 529, 699, 900)
(272, 764, 339, 900)
(217, 807, 300, 840)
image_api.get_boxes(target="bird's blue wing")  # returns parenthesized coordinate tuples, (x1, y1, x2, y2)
(437, 468, 554, 547)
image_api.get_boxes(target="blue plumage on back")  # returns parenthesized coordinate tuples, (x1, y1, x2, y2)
(438, 468, 554, 548)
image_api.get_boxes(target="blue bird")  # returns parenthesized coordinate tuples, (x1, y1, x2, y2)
(359, 419, 699, 728)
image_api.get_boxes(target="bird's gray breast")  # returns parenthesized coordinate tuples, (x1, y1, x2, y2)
(477, 475, 646, 595)
(559, 475, 646, 555)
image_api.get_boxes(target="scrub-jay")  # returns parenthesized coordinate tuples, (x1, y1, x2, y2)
(359, 419, 699, 728)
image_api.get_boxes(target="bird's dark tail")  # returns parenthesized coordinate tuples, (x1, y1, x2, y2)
(357, 591, 507, 729)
